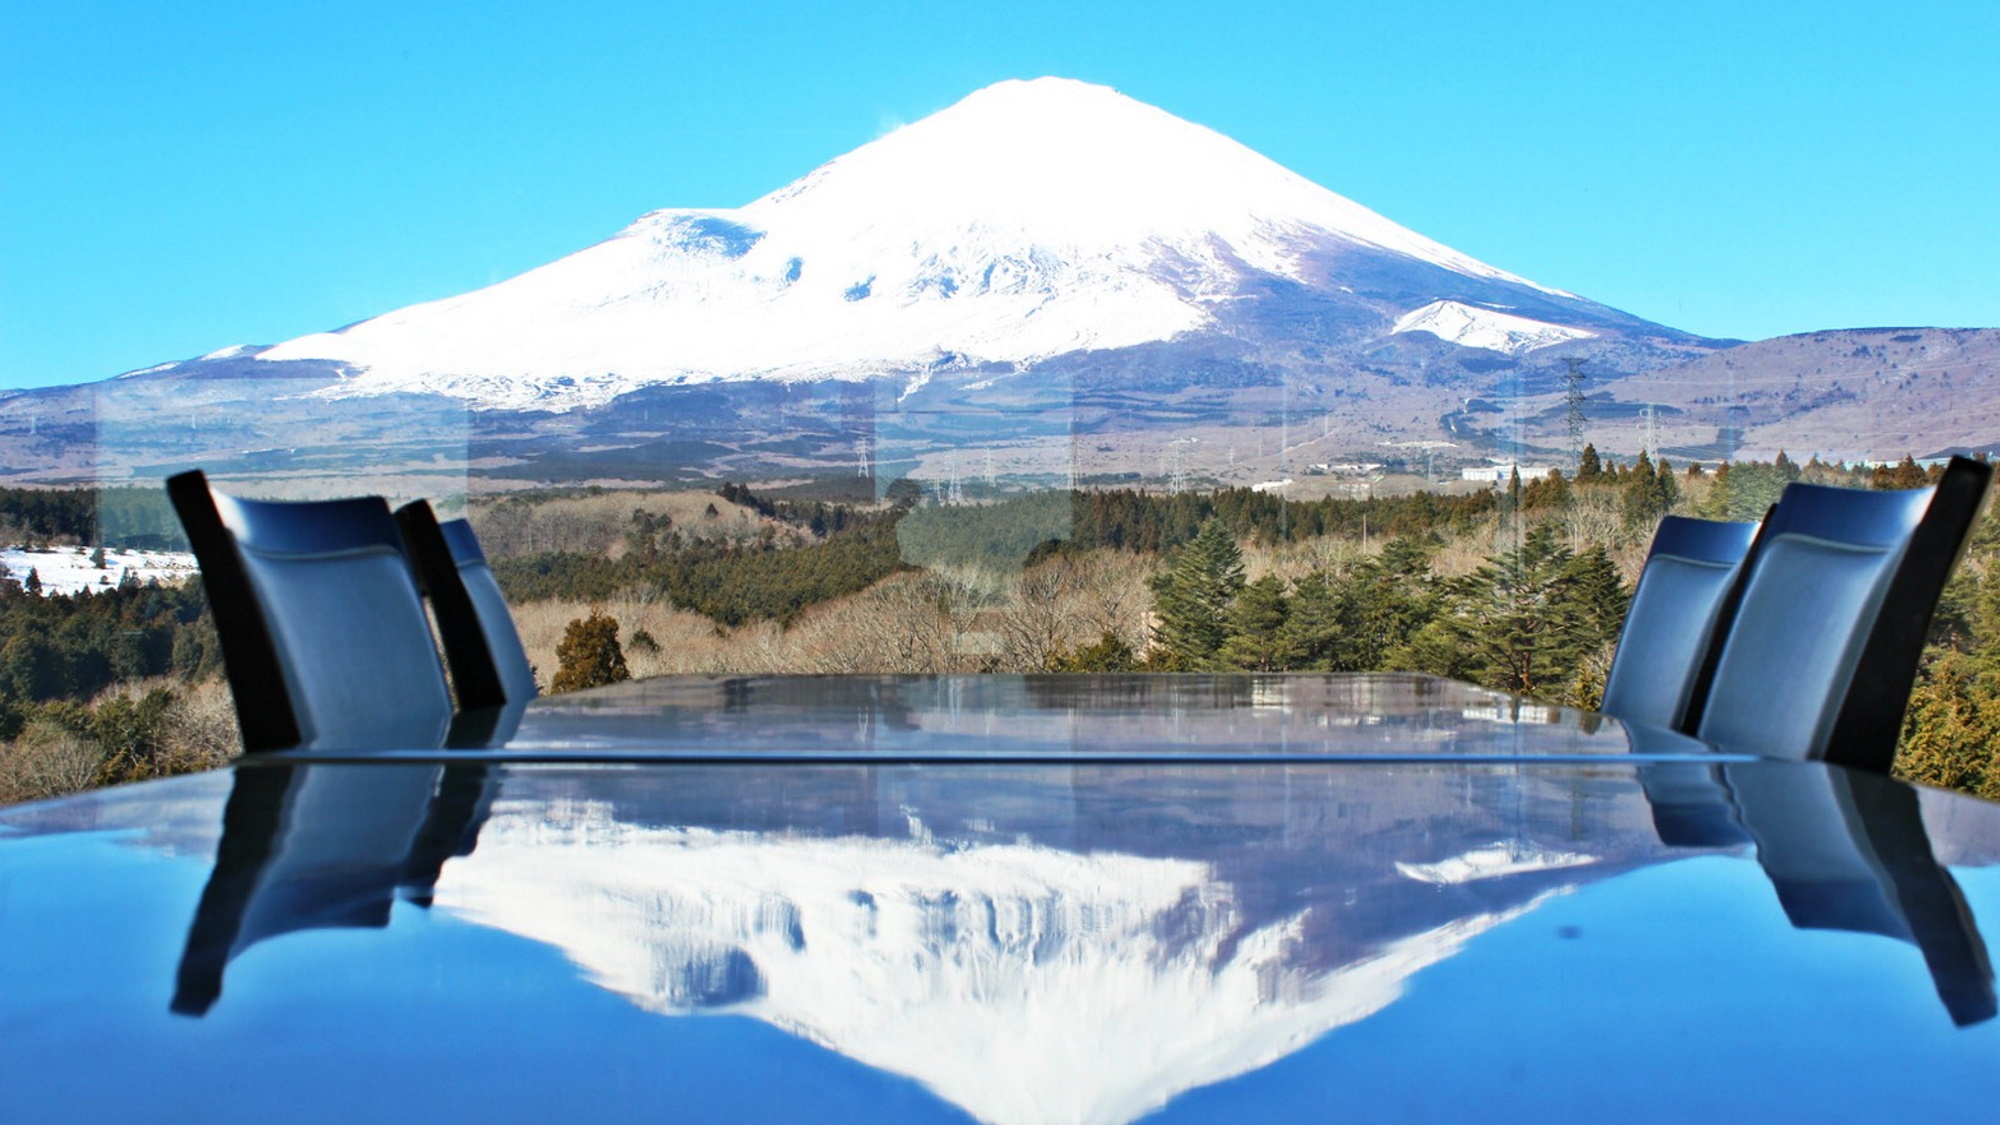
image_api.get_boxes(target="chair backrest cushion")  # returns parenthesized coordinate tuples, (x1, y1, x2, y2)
(1602, 515, 1760, 731)
(1696, 458, 1991, 769)
(393, 502, 538, 710)
(171, 471, 452, 752)
(440, 518, 539, 705)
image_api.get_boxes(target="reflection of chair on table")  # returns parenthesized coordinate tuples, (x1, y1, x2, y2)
(171, 763, 497, 1015)
(1642, 759, 1995, 1026)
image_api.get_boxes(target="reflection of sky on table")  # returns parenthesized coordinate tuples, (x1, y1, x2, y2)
(495, 674, 1681, 761)
(4, 756, 1997, 1125)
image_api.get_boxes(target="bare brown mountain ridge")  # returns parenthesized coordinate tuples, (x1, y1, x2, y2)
(1584, 327, 2000, 464)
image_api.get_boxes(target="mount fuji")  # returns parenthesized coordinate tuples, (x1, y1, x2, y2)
(252, 77, 1694, 414)
(28, 78, 1993, 486)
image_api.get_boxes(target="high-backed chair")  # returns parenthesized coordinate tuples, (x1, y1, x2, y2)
(167, 470, 453, 753)
(394, 501, 538, 709)
(1602, 515, 1762, 732)
(1695, 456, 1992, 772)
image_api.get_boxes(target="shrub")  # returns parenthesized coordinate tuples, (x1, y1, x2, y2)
(552, 609, 631, 693)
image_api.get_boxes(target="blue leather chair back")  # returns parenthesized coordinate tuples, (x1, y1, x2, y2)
(438, 517, 539, 705)
(1696, 457, 1991, 771)
(168, 470, 452, 753)
(1602, 515, 1761, 731)
(394, 501, 538, 709)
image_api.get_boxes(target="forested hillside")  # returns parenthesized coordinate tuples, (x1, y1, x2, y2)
(4, 455, 1998, 805)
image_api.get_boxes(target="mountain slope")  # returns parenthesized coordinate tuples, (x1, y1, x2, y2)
(253, 78, 1690, 412)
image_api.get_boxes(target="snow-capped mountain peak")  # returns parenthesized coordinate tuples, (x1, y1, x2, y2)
(252, 77, 1599, 412)
(741, 77, 1548, 288)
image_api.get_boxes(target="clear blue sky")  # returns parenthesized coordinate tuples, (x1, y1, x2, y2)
(3, 0, 1996, 391)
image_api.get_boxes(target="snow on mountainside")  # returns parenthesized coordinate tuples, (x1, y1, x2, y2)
(1391, 299, 1597, 354)
(258, 78, 1591, 411)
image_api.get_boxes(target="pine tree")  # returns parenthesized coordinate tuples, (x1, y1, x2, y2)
(1147, 517, 1246, 670)
(551, 608, 630, 693)
(1655, 458, 1681, 514)
(1219, 574, 1290, 671)
(1045, 631, 1138, 672)
(1499, 466, 1524, 520)
(1523, 468, 1570, 511)
(1893, 455, 1927, 490)
(1397, 523, 1621, 698)
(1577, 444, 1603, 483)
(1337, 535, 1444, 672)
(1559, 543, 1629, 656)
(1278, 567, 1342, 670)
(1623, 451, 1664, 528)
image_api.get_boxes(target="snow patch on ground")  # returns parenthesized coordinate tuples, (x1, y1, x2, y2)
(0, 547, 198, 596)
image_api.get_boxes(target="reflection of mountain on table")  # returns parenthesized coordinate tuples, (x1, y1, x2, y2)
(443, 811, 1550, 1125)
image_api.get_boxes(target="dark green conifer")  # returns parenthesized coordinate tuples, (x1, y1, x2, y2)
(1219, 574, 1290, 671)
(1147, 518, 1246, 670)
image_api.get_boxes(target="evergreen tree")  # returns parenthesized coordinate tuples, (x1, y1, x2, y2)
(1577, 443, 1603, 483)
(1219, 574, 1290, 671)
(1892, 455, 1927, 490)
(23, 568, 40, 595)
(1393, 523, 1622, 699)
(551, 609, 630, 693)
(1623, 451, 1665, 528)
(1655, 458, 1681, 513)
(1328, 535, 1444, 672)
(1506, 466, 1523, 511)
(1774, 449, 1801, 482)
(1457, 522, 1584, 694)
(1045, 631, 1138, 672)
(1147, 518, 1246, 670)
(1278, 567, 1342, 670)
(1522, 468, 1570, 511)
(1559, 543, 1629, 656)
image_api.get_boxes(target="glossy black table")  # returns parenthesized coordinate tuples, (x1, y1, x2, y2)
(3, 674, 1998, 1124)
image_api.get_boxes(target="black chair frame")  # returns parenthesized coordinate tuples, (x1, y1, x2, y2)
(1816, 457, 1991, 771)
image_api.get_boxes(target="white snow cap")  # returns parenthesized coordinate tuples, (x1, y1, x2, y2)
(263, 77, 1566, 410)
